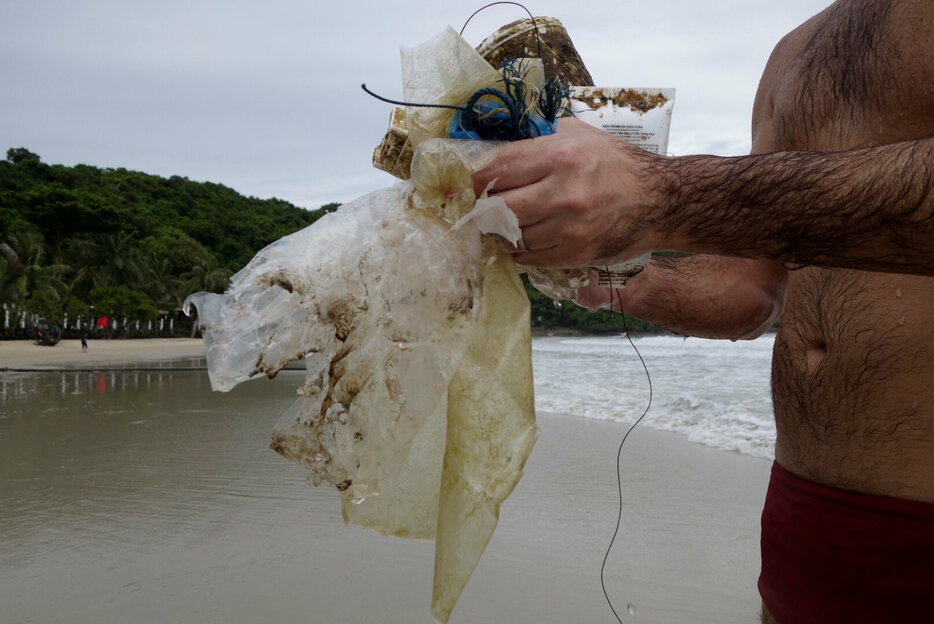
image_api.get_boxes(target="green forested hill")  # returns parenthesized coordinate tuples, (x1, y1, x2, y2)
(0, 146, 661, 339)
(0, 147, 335, 337)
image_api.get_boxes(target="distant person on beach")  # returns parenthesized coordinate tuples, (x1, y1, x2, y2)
(476, 1, 934, 621)
(81, 334, 88, 352)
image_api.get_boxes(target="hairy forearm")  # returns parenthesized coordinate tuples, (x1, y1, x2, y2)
(650, 136, 934, 274)
(614, 255, 786, 340)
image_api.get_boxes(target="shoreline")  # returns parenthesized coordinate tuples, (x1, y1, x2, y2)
(1, 339, 772, 623)
(0, 338, 206, 370)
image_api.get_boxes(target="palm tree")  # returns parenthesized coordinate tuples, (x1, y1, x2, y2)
(0, 251, 13, 304)
(100, 231, 143, 287)
(0, 231, 68, 304)
(0, 231, 70, 332)
(66, 236, 110, 291)
(138, 251, 184, 310)
(182, 256, 231, 297)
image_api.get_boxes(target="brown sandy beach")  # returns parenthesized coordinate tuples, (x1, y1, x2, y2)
(0, 338, 206, 369)
(0, 338, 772, 623)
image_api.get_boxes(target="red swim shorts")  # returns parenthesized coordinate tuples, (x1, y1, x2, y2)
(758, 461, 934, 623)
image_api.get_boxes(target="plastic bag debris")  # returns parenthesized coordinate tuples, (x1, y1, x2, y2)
(186, 26, 540, 624)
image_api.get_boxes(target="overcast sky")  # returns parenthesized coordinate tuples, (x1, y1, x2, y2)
(1, 1, 830, 210)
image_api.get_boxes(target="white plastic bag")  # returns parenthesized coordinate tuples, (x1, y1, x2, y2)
(187, 27, 540, 624)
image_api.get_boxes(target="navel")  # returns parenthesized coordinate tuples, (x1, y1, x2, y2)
(805, 337, 828, 369)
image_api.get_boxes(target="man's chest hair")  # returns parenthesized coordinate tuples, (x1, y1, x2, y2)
(772, 0, 933, 149)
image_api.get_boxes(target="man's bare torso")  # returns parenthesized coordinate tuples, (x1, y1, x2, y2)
(753, 0, 934, 502)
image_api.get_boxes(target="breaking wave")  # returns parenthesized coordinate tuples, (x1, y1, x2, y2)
(532, 334, 776, 459)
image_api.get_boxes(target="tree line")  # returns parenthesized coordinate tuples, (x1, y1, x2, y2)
(0, 147, 660, 340)
(0, 148, 335, 338)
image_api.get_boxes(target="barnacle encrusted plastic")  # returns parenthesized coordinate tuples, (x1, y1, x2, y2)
(186, 27, 540, 624)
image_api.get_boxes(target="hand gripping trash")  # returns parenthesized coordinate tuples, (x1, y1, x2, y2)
(186, 26, 558, 623)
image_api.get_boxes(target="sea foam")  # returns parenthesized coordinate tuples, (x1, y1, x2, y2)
(532, 334, 776, 459)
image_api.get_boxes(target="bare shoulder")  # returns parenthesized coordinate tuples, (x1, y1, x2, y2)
(751, 7, 831, 152)
(752, 0, 934, 151)
(891, 0, 934, 35)
(887, 0, 934, 77)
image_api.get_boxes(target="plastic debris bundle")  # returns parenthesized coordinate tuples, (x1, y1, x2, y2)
(446, 58, 567, 141)
(186, 27, 542, 623)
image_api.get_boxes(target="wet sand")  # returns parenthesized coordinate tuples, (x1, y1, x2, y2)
(0, 338, 206, 369)
(0, 346, 772, 623)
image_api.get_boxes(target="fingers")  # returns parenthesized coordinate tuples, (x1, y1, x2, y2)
(496, 223, 567, 268)
(488, 181, 552, 229)
(471, 117, 643, 267)
(489, 180, 597, 267)
(473, 135, 556, 197)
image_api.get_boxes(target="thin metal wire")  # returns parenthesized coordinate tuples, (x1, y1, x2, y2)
(599, 269, 654, 623)
(359, 84, 466, 111)
(458, 1, 544, 60)
(362, 3, 548, 117)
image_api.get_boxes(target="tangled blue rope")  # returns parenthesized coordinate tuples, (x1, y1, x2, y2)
(363, 58, 569, 143)
(447, 86, 556, 140)
(448, 59, 567, 141)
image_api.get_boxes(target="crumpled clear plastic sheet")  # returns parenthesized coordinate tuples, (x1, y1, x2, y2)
(186, 27, 543, 624)
(526, 265, 591, 301)
(403, 28, 592, 304)
(401, 27, 502, 148)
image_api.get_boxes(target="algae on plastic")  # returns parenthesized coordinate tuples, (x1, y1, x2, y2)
(186, 27, 539, 623)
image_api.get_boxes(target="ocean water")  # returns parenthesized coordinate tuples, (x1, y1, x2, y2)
(0, 349, 768, 624)
(532, 334, 777, 459)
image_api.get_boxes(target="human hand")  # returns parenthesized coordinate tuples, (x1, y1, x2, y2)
(473, 117, 664, 268)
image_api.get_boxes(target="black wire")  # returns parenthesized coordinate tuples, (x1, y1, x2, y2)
(363, 2, 553, 131)
(458, 1, 543, 60)
(362, 82, 545, 142)
(599, 269, 654, 624)
(360, 84, 467, 111)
